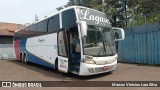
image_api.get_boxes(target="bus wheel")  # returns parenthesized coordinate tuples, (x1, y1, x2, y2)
(24, 54, 28, 64)
(55, 60, 58, 71)
(20, 53, 24, 62)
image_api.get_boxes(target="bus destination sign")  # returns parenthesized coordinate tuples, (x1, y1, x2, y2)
(78, 8, 111, 27)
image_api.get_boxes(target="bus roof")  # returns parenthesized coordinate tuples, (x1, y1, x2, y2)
(15, 6, 106, 33)
(33, 6, 106, 24)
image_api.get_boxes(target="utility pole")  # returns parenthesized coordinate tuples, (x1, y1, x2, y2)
(124, 1, 127, 27)
(35, 15, 38, 21)
(102, 0, 107, 12)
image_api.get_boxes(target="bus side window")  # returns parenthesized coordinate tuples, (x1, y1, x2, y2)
(62, 9, 76, 28)
(30, 24, 37, 32)
(37, 20, 48, 32)
(26, 27, 30, 31)
(48, 14, 60, 33)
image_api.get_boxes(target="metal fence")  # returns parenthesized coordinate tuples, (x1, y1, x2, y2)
(117, 11, 160, 65)
(118, 22, 160, 65)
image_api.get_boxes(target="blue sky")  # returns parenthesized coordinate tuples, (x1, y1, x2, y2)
(0, 0, 69, 24)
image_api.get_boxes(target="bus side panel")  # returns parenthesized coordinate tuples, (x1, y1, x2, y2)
(14, 40, 20, 59)
(25, 33, 58, 68)
(27, 52, 55, 68)
(19, 37, 55, 68)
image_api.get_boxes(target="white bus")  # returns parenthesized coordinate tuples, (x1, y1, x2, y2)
(14, 6, 125, 76)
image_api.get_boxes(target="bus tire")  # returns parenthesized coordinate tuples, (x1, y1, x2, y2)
(20, 52, 24, 62)
(24, 53, 28, 64)
(55, 59, 58, 71)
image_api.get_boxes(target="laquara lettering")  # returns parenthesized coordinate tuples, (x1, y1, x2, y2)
(80, 10, 110, 25)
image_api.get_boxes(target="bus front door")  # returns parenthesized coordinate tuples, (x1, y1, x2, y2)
(57, 30, 69, 73)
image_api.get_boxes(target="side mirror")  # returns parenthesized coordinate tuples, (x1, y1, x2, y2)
(112, 27, 125, 41)
(77, 21, 87, 37)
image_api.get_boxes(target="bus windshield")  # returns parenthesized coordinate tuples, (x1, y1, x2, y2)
(82, 25, 116, 56)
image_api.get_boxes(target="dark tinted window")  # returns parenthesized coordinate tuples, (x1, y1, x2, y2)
(30, 24, 37, 31)
(62, 9, 76, 28)
(37, 20, 48, 32)
(25, 27, 30, 31)
(58, 30, 68, 57)
(48, 14, 60, 33)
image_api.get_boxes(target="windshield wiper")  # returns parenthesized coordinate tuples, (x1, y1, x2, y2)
(102, 32, 114, 55)
(106, 42, 114, 55)
(97, 46, 105, 57)
(97, 30, 106, 57)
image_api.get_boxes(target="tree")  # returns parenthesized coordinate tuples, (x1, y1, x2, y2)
(67, 0, 160, 28)
(67, 0, 117, 26)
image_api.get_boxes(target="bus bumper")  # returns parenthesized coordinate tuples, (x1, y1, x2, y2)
(79, 61, 117, 76)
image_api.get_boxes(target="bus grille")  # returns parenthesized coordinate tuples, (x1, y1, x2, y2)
(95, 59, 114, 65)
(95, 65, 116, 73)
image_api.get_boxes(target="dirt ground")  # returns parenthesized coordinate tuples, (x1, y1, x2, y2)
(0, 60, 159, 90)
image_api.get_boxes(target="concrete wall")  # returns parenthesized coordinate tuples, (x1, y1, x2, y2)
(0, 44, 15, 60)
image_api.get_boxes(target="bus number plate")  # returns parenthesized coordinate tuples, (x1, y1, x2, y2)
(103, 66, 109, 70)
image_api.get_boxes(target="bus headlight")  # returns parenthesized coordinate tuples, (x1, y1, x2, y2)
(84, 60, 95, 64)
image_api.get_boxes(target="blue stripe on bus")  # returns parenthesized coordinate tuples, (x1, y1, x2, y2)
(27, 52, 54, 69)
(20, 38, 27, 52)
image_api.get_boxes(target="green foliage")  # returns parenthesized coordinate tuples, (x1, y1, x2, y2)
(128, 15, 146, 27)
(127, 13, 160, 27)
(146, 13, 160, 24)
(67, 0, 160, 28)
